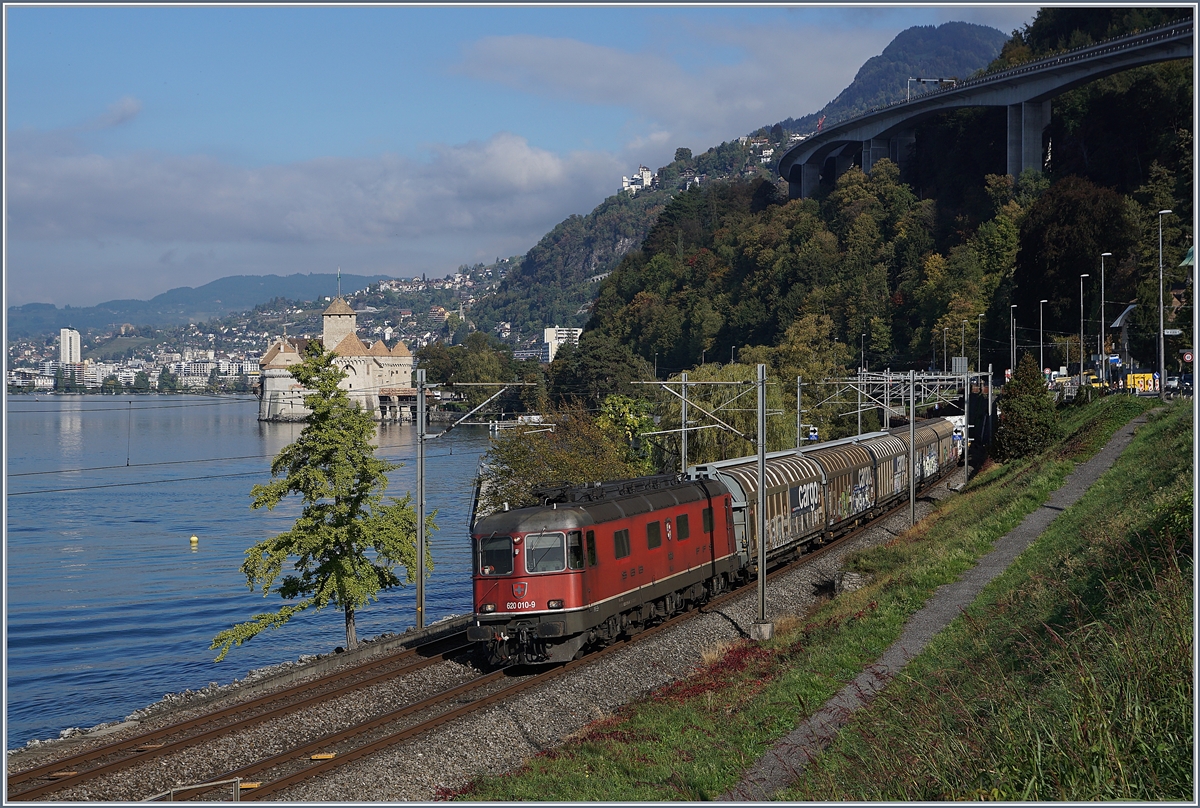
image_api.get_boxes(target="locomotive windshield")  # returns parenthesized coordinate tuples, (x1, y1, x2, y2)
(526, 531, 566, 573)
(478, 535, 513, 575)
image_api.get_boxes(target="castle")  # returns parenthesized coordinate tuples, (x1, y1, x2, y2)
(258, 297, 415, 422)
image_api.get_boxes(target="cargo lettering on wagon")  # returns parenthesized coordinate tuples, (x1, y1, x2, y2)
(789, 481, 821, 514)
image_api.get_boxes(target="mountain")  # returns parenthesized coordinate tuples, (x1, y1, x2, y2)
(775, 21, 1009, 133)
(467, 21, 1009, 339)
(466, 189, 675, 337)
(6, 273, 391, 338)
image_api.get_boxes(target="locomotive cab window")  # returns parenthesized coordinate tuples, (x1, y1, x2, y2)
(613, 528, 631, 559)
(526, 532, 566, 573)
(567, 530, 585, 570)
(646, 520, 662, 549)
(676, 513, 690, 540)
(702, 507, 713, 533)
(586, 530, 597, 567)
(478, 536, 513, 575)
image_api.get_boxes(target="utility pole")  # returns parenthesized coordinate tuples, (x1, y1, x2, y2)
(795, 375, 802, 450)
(1100, 252, 1111, 386)
(752, 363, 773, 641)
(909, 370, 916, 527)
(1158, 210, 1172, 401)
(964, 370, 971, 481)
(1080, 274, 1089, 386)
(987, 363, 994, 443)
(857, 366, 862, 437)
(415, 368, 426, 630)
(977, 314, 984, 374)
(680, 371, 688, 473)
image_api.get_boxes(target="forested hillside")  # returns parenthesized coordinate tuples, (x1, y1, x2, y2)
(585, 8, 1193, 388)
(467, 21, 1011, 340)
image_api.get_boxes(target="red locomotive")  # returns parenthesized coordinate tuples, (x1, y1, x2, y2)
(467, 418, 961, 666)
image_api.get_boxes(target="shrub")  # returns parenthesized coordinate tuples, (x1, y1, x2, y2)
(993, 354, 1060, 460)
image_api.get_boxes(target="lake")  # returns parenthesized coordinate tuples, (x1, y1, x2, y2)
(5, 394, 490, 750)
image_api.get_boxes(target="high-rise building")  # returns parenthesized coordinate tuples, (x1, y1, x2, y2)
(59, 328, 81, 364)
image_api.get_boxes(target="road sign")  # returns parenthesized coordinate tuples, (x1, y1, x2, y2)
(1185, 351, 1193, 363)
(1164, 328, 1183, 336)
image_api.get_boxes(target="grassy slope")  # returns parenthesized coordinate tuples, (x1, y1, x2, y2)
(452, 395, 1185, 801)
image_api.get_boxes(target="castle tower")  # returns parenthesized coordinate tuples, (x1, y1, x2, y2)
(322, 297, 357, 349)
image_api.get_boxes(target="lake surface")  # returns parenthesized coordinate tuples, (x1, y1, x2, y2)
(5, 394, 490, 750)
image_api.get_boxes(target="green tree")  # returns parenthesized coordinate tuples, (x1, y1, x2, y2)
(157, 366, 178, 393)
(132, 371, 151, 393)
(100, 374, 122, 395)
(992, 353, 1060, 461)
(478, 401, 651, 514)
(211, 342, 434, 661)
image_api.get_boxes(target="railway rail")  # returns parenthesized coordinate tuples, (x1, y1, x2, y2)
(5, 633, 470, 801)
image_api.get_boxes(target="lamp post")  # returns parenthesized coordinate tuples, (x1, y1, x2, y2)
(943, 327, 948, 373)
(1080, 274, 1089, 385)
(1158, 210, 1172, 400)
(1099, 252, 1111, 386)
(1039, 299, 1048, 378)
(1009, 304, 1017, 372)
(961, 319, 967, 365)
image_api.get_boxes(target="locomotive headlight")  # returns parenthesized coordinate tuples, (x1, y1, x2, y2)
(479, 603, 497, 613)
(547, 599, 564, 609)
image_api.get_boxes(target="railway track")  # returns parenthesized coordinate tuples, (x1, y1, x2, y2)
(11, 474, 952, 801)
(5, 633, 471, 801)
(164, 511, 903, 801)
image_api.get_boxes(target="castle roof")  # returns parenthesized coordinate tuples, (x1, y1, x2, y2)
(390, 340, 412, 358)
(260, 337, 308, 369)
(323, 296, 356, 316)
(368, 340, 391, 357)
(330, 332, 370, 357)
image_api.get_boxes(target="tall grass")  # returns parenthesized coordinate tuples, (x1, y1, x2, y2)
(785, 402, 1192, 800)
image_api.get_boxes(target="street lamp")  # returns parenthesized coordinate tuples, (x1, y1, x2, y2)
(1009, 304, 1017, 371)
(1099, 252, 1111, 385)
(1158, 210, 1172, 400)
(1080, 274, 1089, 385)
(1039, 299, 1048, 377)
(961, 319, 967, 365)
(943, 327, 948, 373)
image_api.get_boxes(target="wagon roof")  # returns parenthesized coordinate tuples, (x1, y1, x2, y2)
(709, 453, 825, 500)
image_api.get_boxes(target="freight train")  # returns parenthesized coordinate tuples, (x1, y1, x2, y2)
(466, 418, 962, 665)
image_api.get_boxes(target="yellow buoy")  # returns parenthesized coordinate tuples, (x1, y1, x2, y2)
(190, 535, 199, 549)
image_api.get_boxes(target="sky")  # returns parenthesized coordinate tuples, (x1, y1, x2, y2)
(4, 3, 1038, 308)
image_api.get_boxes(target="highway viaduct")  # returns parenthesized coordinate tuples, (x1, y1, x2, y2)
(777, 18, 1194, 198)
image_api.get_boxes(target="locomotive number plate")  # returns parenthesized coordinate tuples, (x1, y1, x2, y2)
(506, 600, 537, 610)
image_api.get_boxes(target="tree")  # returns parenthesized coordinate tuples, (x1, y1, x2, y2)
(100, 374, 122, 395)
(478, 401, 652, 515)
(132, 371, 151, 393)
(992, 353, 1060, 461)
(157, 366, 178, 393)
(211, 341, 435, 661)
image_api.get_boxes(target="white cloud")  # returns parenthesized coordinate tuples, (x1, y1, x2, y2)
(82, 96, 143, 131)
(455, 24, 896, 154)
(7, 131, 620, 244)
(5, 129, 626, 304)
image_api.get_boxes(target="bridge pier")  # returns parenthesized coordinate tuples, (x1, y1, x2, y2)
(861, 137, 889, 175)
(1006, 100, 1050, 177)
